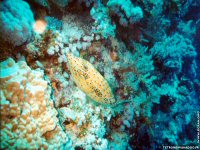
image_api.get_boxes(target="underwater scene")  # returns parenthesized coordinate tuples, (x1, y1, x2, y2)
(0, 0, 200, 149)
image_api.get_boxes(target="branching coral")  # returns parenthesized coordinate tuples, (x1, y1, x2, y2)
(107, 0, 143, 26)
(151, 80, 199, 146)
(90, 3, 116, 38)
(116, 42, 156, 93)
(138, 0, 171, 41)
(150, 33, 197, 74)
(177, 20, 196, 39)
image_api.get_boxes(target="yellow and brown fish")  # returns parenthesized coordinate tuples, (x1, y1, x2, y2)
(67, 53, 116, 105)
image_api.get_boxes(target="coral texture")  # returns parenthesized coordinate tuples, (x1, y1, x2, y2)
(0, 0, 35, 46)
(150, 33, 197, 73)
(90, 3, 116, 38)
(107, 0, 143, 26)
(0, 58, 69, 149)
(58, 87, 111, 150)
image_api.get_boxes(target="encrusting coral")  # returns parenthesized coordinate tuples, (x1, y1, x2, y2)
(0, 58, 70, 149)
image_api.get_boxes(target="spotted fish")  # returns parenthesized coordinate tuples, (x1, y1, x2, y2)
(67, 53, 116, 105)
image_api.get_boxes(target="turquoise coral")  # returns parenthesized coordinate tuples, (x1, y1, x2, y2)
(0, 0, 35, 46)
(150, 33, 197, 73)
(107, 0, 143, 25)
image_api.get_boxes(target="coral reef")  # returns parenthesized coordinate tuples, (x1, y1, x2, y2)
(58, 87, 111, 149)
(107, 0, 143, 26)
(90, 3, 116, 38)
(0, 0, 199, 149)
(150, 33, 197, 74)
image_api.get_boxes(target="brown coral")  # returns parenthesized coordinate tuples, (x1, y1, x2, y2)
(0, 58, 69, 149)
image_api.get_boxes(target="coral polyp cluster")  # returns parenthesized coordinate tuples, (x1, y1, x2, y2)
(0, 0, 199, 149)
(0, 58, 69, 149)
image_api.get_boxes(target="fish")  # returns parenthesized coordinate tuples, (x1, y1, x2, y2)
(67, 53, 116, 105)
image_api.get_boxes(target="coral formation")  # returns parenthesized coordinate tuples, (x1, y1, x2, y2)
(150, 33, 197, 74)
(107, 0, 143, 26)
(0, 58, 70, 149)
(90, 3, 116, 38)
(0, 0, 35, 46)
(58, 88, 111, 149)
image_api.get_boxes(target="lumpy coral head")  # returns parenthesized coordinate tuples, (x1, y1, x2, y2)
(0, 0, 34, 46)
(67, 53, 116, 105)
